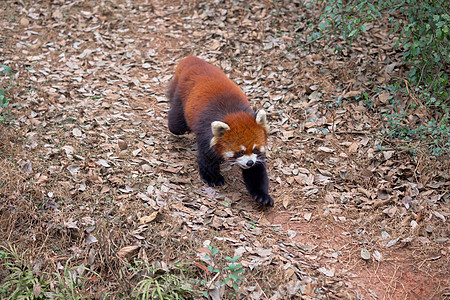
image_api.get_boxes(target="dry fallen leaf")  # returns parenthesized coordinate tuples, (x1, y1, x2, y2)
(383, 206, 397, 218)
(282, 196, 291, 208)
(36, 175, 49, 185)
(361, 248, 370, 260)
(378, 91, 390, 104)
(208, 281, 222, 300)
(318, 146, 334, 153)
(85, 233, 98, 245)
(197, 247, 212, 255)
(383, 151, 395, 160)
(139, 211, 158, 224)
(72, 128, 82, 137)
(96, 159, 111, 167)
(87, 169, 102, 184)
(304, 212, 312, 221)
(118, 139, 128, 150)
(100, 186, 110, 194)
(386, 237, 401, 248)
(284, 268, 295, 280)
(317, 266, 335, 277)
(385, 62, 397, 74)
(62, 145, 75, 156)
(20, 17, 29, 26)
(348, 142, 359, 153)
(433, 211, 446, 222)
(343, 90, 361, 98)
(64, 219, 79, 230)
(117, 245, 140, 259)
(132, 148, 142, 157)
(194, 261, 211, 275)
(33, 282, 41, 298)
(373, 250, 382, 261)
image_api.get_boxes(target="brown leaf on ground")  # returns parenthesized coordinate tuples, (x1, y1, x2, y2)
(139, 211, 158, 224)
(117, 245, 140, 260)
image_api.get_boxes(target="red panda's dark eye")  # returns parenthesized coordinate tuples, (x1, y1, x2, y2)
(252, 149, 260, 155)
(235, 151, 245, 158)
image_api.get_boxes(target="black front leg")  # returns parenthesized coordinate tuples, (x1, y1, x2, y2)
(197, 142, 224, 187)
(242, 161, 274, 206)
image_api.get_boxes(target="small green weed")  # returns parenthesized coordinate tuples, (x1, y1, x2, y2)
(200, 245, 245, 296)
(0, 64, 15, 122)
(0, 245, 49, 299)
(223, 256, 245, 293)
(122, 260, 199, 300)
(51, 259, 101, 300)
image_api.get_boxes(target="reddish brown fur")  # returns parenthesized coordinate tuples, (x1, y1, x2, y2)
(173, 56, 248, 129)
(167, 56, 274, 206)
(214, 112, 267, 156)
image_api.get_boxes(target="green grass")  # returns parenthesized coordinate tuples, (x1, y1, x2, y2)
(122, 260, 200, 300)
(0, 245, 49, 299)
(0, 245, 101, 299)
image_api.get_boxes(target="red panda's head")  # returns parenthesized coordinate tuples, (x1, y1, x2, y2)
(210, 110, 268, 169)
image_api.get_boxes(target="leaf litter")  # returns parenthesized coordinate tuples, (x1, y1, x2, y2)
(0, 0, 449, 299)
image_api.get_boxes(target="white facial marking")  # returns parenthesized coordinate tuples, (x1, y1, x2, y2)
(240, 145, 246, 151)
(260, 146, 265, 153)
(223, 151, 234, 159)
(236, 153, 258, 169)
(252, 144, 256, 150)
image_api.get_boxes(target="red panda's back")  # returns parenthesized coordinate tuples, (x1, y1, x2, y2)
(174, 56, 249, 129)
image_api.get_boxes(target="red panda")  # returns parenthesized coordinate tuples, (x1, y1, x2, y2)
(167, 56, 273, 206)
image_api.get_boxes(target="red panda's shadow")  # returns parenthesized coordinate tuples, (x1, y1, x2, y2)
(168, 133, 273, 210)
(219, 163, 272, 210)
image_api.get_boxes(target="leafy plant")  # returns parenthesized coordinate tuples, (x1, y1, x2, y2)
(381, 81, 450, 155)
(399, 1, 450, 91)
(223, 256, 245, 293)
(310, 0, 449, 155)
(201, 245, 245, 296)
(123, 260, 199, 300)
(204, 245, 220, 274)
(0, 65, 14, 122)
(0, 245, 49, 299)
(311, 0, 382, 44)
(51, 259, 101, 300)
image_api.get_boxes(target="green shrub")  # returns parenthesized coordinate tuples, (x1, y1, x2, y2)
(0, 65, 14, 122)
(400, 0, 450, 93)
(311, 0, 382, 44)
(311, 0, 449, 155)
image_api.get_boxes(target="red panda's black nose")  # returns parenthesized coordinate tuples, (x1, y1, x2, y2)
(246, 160, 254, 167)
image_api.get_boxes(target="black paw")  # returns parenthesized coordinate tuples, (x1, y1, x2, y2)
(252, 193, 274, 206)
(201, 174, 225, 187)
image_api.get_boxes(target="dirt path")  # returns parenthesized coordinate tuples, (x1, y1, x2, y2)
(1, 0, 448, 299)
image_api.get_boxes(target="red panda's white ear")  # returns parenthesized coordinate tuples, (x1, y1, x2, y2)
(210, 121, 230, 147)
(211, 121, 230, 137)
(256, 110, 269, 133)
